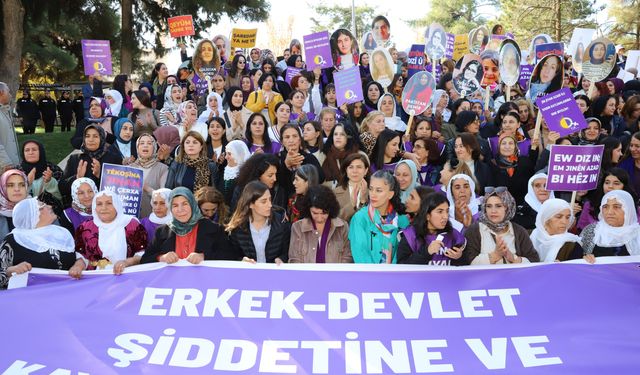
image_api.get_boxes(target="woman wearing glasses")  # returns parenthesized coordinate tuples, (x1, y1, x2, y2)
(465, 187, 539, 265)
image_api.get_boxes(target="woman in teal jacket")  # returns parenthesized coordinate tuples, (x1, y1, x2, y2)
(349, 170, 409, 263)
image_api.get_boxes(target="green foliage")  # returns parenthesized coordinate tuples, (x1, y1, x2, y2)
(498, 0, 599, 45)
(607, 0, 640, 49)
(408, 0, 487, 35)
(308, 2, 376, 40)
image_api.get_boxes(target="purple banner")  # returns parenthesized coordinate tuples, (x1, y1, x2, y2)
(100, 163, 144, 217)
(303, 31, 333, 70)
(534, 43, 564, 64)
(333, 66, 363, 106)
(536, 88, 588, 137)
(81, 39, 113, 76)
(425, 63, 442, 83)
(407, 44, 426, 78)
(445, 33, 455, 59)
(2, 261, 640, 373)
(547, 144, 604, 191)
(285, 67, 303, 85)
(518, 64, 533, 91)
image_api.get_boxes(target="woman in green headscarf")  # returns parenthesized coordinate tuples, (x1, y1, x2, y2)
(141, 187, 238, 263)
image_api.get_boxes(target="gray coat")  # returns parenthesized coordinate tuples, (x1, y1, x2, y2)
(0, 104, 20, 168)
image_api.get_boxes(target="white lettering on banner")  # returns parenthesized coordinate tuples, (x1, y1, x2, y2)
(0, 361, 91, 375)
(138, 287, 521, 320)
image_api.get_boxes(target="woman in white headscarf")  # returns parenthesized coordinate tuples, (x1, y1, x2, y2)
(223, 140, 251, 202)
(0, 198, 85, 288)
(104, 89, 124, 117)
(74, 190, 147, 274)
(579, 190, 640, 263)
(140, 188, 172, 244)
(59, 177, 98, 235)
(159, 84, 183, 127)
(377, 93, 406, 132)
(530, 198, 581, 262)
(446, 174, 481, 232)
(513, 173, 555, 231)
(198, 92, 225, 124)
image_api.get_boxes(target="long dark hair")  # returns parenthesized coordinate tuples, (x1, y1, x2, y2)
(414, 192, 452, 238)
(226, 181, 271, 232)
(244, 112, 272, 151)
(130, 90, 153, 123)
(370, 129, 401, 171)
(229, 54, 247, 78)
(322, 122, 360, 154)
(113, 74, 129, 99)
(339, 153, 370, 189)
(235, 153, 280, 192)
(598, 136, 621, 172)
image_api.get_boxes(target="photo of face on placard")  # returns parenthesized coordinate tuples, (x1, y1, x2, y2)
(362, 31, 377, 52)
(370, 47, 395, 88)
(480, 50, 500, 88)
(527, 33, 553, 63)
(330, 29, 360, 70)
(193, 39, 221, 78)
(528, 54, 564, 104)
(453, 54, 483, 97)
(372, 15, 392, 47)
(469, 26, 489, 54)
(499, 40, 521, 86)
(582, 38, 616, 82)
(425, 23, 447, 61)
(212, 35, 231, 63)
(401, 71, 436, 115)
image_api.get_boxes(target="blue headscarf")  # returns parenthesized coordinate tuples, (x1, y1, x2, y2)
(395, 160, 418, 204)
(168, 187, 203, 236)
(113, 118, 134, 144)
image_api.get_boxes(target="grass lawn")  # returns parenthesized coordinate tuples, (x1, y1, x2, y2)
(17, 126, 75, 165)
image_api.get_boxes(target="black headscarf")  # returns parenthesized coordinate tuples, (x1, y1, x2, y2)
(20, 140, 48, 180)
(225, 86, 243, 111)
(81, 124, 108, 159)
(364, 81, 384, 109)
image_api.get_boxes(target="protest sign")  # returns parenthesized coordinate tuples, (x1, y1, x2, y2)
(425, 23, 447, 61)
(371, 15, 392, 47)
(568, 28, 595, 73)
(230, 28, 257, 48)
(370, 47, 395, 88)
(445, 33, 455, 59)
(401, 71, 435, 115)
(330, 29, 360, 70)
(99, 163, 144, 217)
(3, 260, 640, 373)
(582, 37, 616, 83)
(333, 66, 363, 106)
(546, 144, 604, 191)
(167, 15, 195, 38)
(527, 34, 553, 63)
(425, 62, 442, 83)
(468, 26, 489, 54)
(499, 39, 521, 87)
(361, 31, 377, 51)
(453, 34, 469, 60)
(528, 54, 564, 104)
(621, 50, 640, 81)
(536, 88, 588, 137)
(303, 31, 332, 70)
(81, 40, 113, 76)
(285, 67, 302, 84)
(452, 54, 483, 97)
(518, 64, 533, 91)
(407, 44, 426, 78)
(534, 42, 564, 64)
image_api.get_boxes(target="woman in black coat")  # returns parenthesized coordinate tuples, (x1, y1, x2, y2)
(141, 187, 238, 263)
(489, 134, 537, 205)
(70, 97, 117, 149)
(226, 181, 290, 264)
(277, 124, 324, 199)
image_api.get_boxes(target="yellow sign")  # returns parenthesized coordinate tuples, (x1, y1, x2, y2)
(231, 28, 257, 48)
(453, 34, 469, 61)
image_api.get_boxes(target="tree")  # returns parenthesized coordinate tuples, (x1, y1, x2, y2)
(498, 0, 599, 45)
(309, 2, 376, 40)
(608, 0, 640, 50)
(0, 0, 26, 96)
(408, 0, 488, 35)
(120, 0, 270, 77)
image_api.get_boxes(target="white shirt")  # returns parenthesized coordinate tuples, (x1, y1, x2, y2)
(250, 220, 271, 263)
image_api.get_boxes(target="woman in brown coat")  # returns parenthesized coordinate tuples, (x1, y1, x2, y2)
(289, 185, 352, 263)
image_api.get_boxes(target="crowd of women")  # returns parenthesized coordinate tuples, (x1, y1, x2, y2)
(1, 24, 640, 288)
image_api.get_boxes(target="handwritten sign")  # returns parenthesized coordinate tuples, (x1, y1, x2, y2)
(167, 15, 195, 38)
(231, 28, 257, 48)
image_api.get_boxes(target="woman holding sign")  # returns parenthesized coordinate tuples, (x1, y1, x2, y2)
(579, 190, 640, 262)
(465, 187, 539, 264)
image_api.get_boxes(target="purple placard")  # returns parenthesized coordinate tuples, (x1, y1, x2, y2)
(99, 163, 144, 217)
(2, 262, 640, 373)
(407, 44, 426, 78)
(81, 39, 113, 76)
(285, 67, 302, 84)
(445, 33, 455, 59)
(425, 63, 442, 83)
(333, 66, 363, 106)
(534, 42, 564, 64)
(547, 144, 604, 191)
(536, 88, 588, 137)
(303, 31, 333, 70)
(518, 64, 533, 91)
